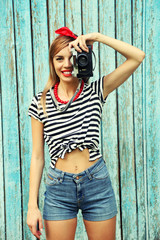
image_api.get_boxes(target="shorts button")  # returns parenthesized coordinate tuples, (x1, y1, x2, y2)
(76, 176, 79, 180)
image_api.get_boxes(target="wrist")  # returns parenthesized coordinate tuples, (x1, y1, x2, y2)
(28, 202, 38, 209)
(90, 32, 101, 41)
(95, 32, 104, 42)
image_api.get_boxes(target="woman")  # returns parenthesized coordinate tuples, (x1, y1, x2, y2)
(27, 27, 145, 240)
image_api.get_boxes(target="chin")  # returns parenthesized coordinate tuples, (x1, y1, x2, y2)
(60, 75, 78, 82)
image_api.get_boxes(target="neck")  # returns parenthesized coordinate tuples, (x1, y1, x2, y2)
(58, 78, 80, 100)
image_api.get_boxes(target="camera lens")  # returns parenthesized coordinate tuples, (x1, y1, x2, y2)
(77, 54, 88, 67)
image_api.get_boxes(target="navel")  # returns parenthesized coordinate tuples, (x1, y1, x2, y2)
(75, 165, 78, 172)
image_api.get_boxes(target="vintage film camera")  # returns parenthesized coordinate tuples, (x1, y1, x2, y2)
(71, 45, 95, 78)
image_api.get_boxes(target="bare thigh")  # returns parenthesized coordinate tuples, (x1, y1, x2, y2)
(83, 216, 116, 240)
(44, 218, 77, 240)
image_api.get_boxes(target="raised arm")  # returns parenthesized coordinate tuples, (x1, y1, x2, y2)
(68, 32, 145, 98)
(27, 117, 44, 239)
(95, 33, 145, 98)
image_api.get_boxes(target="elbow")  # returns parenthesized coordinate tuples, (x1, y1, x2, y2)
(139, 51, 145, 63)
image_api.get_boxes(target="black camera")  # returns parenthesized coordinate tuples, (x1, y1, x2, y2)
(71, 45, 94, 78)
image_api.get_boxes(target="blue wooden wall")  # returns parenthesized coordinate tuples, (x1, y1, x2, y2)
(0, 0, 160, 239)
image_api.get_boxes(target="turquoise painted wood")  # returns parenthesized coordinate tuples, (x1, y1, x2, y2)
(0, 68, 5, 240)
(99, 1, 121, 239)
(0, 0, 160, 239)
(1, 1, 22, 240)
(132, 0, 146, 239)
(13, 1, 35, 239)
(116, 1, 138, 239)
(145, 0, 160, 238)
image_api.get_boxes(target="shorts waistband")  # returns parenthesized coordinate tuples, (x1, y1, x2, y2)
(48, 157, 105, 181)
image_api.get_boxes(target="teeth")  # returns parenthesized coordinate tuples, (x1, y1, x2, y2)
(63, 72, 72, 74)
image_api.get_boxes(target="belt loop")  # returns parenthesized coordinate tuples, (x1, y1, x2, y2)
(86, 169, 93, 180)
(60, 172, 64, 183)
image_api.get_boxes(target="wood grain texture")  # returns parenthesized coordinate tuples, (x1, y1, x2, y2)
(30, 1, 50, 239)
(0, 3, 5, 239)
(99, 1, 121, 239)
(48, 0, 65, 44)
(116, 0, 137, 239)
(145, 0, 160, 238)
(1, 0, 22, 239)
(0, 61, 5, 240)
(13, 0, 36, 239)
(0, 0, 160, 239)
(65, 0, 82, 35)
(133, 0, 146, 239)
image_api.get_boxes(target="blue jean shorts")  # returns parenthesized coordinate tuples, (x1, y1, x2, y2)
(43, 157, 118, 221)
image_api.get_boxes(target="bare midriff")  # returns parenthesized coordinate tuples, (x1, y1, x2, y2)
(55, 148, 99, 174)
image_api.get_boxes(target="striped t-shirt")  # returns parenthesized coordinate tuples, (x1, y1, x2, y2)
(28, 76, 107, 168)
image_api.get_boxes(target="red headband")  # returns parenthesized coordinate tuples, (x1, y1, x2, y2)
(55, 27, 77, 39)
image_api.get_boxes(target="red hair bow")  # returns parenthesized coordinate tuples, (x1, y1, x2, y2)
(55, 27, 77, 39)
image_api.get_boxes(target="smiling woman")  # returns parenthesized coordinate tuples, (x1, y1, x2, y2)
(52, 46, 79, 98)
(27, 27, 145, 240)
(54, 50, 73, 78)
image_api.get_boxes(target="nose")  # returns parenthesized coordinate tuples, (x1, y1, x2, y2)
(64, 58, 72, 68)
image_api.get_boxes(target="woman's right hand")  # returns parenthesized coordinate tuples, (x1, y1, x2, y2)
(27, 206, 43, 239)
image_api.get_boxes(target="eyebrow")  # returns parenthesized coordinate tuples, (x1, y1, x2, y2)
(55, 55, 63, 57)
(54, 54, 72, 58)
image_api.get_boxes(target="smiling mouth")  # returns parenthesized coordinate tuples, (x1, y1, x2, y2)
(62, 71, 72, 76)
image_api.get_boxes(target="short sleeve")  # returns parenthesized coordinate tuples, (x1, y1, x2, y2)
(90, 76, 108, 105)
(28, 95, 42, 122)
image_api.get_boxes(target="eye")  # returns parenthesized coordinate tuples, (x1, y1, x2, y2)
(56, 57, 63, 61)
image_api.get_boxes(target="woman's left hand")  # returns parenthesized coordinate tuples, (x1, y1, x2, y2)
(68, 33, 99, 53)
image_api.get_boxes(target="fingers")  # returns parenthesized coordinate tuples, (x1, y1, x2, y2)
(32, 225, 42, 239)
(28, 224, 42, 239)
(27, 218, 43, 239)
(69, 35, 89, 53)
(80, 37, 89, 52)
(39, 218, 43, 232)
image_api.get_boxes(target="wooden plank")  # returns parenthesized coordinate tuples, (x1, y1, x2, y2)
(30, 0, 50, 239)
(48, 0, 65, 43)
(116, 0, 138, 238)
(0, 3, 5, 239)
(1, 1, 159, 240)
(31, 0, 49, 92)
(13, 0, 36, 239)
(99, 1, 121, 239)
(132, 0, 147, 239)
(65, 0, 82, 34)
(0, 0, 22, 239)
(0, 62, 5, 240)
(145, 0, 160, 238)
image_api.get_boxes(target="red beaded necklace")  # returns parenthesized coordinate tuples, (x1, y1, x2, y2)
(54, 80, 84, 104)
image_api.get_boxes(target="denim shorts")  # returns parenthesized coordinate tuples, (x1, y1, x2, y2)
(43, 157, 118, 221)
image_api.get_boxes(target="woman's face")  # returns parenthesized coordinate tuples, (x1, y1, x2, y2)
(53, 45, 77, 83)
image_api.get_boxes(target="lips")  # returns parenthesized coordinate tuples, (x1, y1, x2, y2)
(62, 70, 72, 77)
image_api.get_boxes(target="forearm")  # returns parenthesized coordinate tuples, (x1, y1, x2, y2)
(95, 32, 145, 62)
(28, 157, 44, 208)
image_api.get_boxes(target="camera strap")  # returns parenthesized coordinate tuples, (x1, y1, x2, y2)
(50, 79, 82, 112)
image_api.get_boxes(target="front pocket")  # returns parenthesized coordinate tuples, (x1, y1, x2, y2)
(92, 164, 109, 180)
(46, 173, 60, 186)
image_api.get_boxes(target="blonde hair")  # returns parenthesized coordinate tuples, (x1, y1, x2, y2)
(38, 35, 74, 113)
